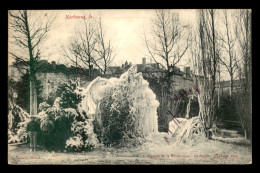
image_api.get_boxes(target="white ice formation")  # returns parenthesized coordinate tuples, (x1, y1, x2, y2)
(79, 65, 160, 137)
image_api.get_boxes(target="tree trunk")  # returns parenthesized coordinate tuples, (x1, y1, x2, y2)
(30, 79, 37, 116)
(25, 11, 38, 116)
(244, 129, 247, 139)
(89, 61, 92, 79)
(197, 81, 215, 139)
(218, 65, 220, 108)
(104, 64, 106, 75)
(185, 98, 191, 119)
(230, 74, 233, 100)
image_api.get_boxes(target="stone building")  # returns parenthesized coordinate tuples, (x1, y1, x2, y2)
(134, 58, 195, 91)
(9, 58, 228, 105)
(215, 79, 242, 95)
(8, 60, 100, 101)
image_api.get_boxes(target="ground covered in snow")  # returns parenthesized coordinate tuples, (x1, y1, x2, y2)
(8, 132, 252, 165)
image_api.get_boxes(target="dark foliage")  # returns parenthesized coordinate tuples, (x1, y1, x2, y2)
(56, 80, 83, 109)
(11, 73, 43, 113)
(216, 94, 238, 123)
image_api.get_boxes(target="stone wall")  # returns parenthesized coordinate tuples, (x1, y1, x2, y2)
(8, 65, 26, 82)
(36, 72, 91, 100)
(170, 75, 194, 91)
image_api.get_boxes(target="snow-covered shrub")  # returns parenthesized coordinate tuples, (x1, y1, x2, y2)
(66, 135, 84, 152)
(56, 79, 84, 109)
(38, 102, 51, 112)
(65, 116, 100, 152)
(45, 79, 100, 152)
(44, 97, 63, 121)
(37, 111, 49, 121)
(63, 108, 79, 122)
(8, 132, 19, 144)
(16, 119, 30, 143)
(8, 101, 30, 144)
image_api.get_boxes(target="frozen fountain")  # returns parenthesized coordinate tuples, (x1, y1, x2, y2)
(79, 65, 160, 137)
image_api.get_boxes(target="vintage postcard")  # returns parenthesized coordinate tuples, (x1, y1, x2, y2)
(8, 9, 252, 165)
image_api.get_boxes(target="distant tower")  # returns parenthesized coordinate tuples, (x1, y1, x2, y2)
(184, 67, 190, 74)
(184, 66, 191, 77)
(51, 61, 56, 69)
(142, 57, 146, 65)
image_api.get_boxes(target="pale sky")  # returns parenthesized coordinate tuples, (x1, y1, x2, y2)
(9, 9, 240, 81)
(8, 9, 197, 70)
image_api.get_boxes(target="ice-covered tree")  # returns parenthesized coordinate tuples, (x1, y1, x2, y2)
(84, 66, 159, 147)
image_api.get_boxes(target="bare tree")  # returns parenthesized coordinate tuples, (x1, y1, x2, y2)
(144, 10, 190, 132)
(93, 16, 116, 75)
(234, 9, 252, 141)
(144, 10, 189, 76)
(64, 15, 116, 77)
(61, 38, 89, 81)
(68, 16, 97, 79)
(190, 9, 220, 138)
(9, 10, 55, 116)
(218, 10, 240, 99)
(235, 9, 252, 94)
